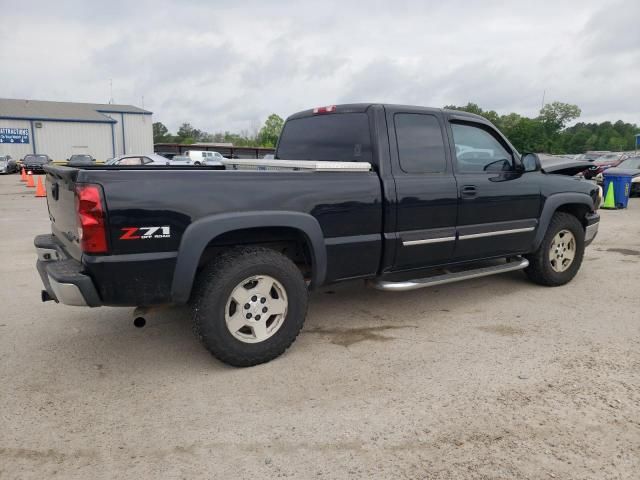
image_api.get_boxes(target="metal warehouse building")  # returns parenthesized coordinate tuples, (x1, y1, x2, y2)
(0, 98, 153, 161)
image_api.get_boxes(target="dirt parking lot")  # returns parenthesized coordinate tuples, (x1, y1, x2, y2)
(1, 174, 639, 479)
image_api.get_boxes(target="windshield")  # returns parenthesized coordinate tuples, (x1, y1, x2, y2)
(276, 113, 372, 162)
(70, 155, 92, 161)
(619, 157, 640, 169)
(23, 155, 49, 164)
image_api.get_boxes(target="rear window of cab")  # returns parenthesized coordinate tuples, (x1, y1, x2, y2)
(276, 113, 372, 163)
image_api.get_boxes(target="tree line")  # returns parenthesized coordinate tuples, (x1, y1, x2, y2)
(153, 114, 284, 148)
(444, 102, 639, 154)
(153, 103, 639, 154)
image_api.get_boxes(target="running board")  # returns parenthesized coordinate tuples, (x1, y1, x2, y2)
(369, 257, 529, 292)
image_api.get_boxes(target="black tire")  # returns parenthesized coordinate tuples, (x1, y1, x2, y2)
(194, 161, 201, 166)
(525, 212, 585, 286)
(191, 246, 308, 367)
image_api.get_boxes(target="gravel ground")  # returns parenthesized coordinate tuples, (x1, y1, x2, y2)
(1, 174, 639, 479)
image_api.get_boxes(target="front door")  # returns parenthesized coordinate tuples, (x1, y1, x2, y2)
(387, 107, 459, 270)
(447, 118, 541, 261)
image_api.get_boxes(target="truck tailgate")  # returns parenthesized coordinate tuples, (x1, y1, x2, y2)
(45, 166, 83, 261)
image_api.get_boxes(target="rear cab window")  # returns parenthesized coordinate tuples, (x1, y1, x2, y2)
(276, 113, 372, 163)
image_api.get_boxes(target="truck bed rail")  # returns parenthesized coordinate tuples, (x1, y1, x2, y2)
(221, 159, 372, 172)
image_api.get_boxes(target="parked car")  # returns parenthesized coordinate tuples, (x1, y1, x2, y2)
(67, 154, 95, 166)
(0, 155, 18, 174)
(590, 152, 632, 179)
(35, 103, 601, 367)
(22, 154, 52, 173)
(575, 152, 608, 162)
(168, 154, 224, 167)
(598, 156, 640, 196)
(105, 153, 172, 166)
(168, 155, 192, 164)
(183, 150, 226, 165)
(536, 154, 596, 176)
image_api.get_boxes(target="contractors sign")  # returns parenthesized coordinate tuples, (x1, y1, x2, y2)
(0, 127, 30, 144)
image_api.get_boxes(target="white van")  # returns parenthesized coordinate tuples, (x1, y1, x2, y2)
(183, 150, 225, 166)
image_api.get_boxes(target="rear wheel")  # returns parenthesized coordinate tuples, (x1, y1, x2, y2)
(191, 246, 308, 367)
(525, 212, 585, 286)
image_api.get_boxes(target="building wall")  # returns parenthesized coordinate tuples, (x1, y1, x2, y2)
(123, 113, 153, 153)
(0, 118, 33, 159)
(98, 112, 152, 155)
(34, 122, 114, 161)
(1, 110, 151, 160)
(101, 113, 122, 155)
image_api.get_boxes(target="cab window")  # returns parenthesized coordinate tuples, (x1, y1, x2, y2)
(395, 113, 447, 173)
(451, 123, 513, 173)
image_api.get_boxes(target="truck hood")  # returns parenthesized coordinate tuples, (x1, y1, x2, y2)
(540, 159, 596, 176)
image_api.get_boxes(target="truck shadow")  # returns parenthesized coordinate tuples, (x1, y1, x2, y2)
(51, 271, 533, 371)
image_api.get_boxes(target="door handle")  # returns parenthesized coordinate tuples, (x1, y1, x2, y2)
(461, 185, 477, 197)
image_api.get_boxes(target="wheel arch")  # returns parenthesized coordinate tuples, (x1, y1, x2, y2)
(532, 193, 594, 250)
(171, 211, 326, 304)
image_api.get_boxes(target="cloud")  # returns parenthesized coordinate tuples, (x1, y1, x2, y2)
(0, 0, 637, 133)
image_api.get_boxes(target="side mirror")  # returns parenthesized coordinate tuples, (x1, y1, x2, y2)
(521, 153, 541, 172)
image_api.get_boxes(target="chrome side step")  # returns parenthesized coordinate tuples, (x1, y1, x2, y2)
(369, 257, 529, 292)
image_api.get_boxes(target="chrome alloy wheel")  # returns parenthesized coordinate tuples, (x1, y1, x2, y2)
(549, 229, 576, 273)
(224, 275, 288, 343)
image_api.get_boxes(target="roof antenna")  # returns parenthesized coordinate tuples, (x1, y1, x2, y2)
(109, 79, 114, 104)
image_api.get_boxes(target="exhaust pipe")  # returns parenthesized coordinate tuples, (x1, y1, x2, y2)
(133, 317, 146, 328)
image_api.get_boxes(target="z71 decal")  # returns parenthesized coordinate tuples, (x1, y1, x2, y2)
(120, 226, 171, 240)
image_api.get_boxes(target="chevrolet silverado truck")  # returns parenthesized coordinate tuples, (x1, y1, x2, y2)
(35, 104, 601, 366)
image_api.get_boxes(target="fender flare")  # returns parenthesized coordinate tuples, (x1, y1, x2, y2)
(532, 193, 594, 250)
(170, 211, 327, 304)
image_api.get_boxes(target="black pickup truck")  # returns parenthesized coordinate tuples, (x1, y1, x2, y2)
(36, 104, 601, 366)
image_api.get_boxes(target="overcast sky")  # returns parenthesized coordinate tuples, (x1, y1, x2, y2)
(1, 0, 638, 133)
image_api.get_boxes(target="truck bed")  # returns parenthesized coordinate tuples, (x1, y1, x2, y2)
(43, 164, 384, 305)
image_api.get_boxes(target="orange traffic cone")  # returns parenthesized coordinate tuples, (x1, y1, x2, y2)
(26, 172, 35, 187)
(35, 176, 46, 197)
(20, 167, 27, 182)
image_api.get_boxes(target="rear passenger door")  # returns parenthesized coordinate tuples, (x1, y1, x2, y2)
(387, 107, 459, 270)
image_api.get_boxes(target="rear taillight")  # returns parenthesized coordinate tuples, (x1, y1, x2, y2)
(75, 184, 108, 253)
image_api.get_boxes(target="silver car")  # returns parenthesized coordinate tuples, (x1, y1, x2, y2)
(0, 155, 18, 174)
(105, 153, 173, 166)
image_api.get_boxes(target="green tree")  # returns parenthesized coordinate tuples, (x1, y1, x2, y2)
(177, 123, 198, 143)
(152, 122, 171, 143)
(539, 102, 581, 131)
(258, 114, 284, 147)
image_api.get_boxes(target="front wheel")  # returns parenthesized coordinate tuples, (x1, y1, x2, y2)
(525, 212, 585, 286)
(191, 246, 308, 367)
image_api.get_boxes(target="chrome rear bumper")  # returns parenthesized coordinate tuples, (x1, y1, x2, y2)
(35, 234, 101, 307)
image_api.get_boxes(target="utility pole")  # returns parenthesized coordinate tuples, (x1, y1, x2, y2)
(540, 89, 546, 110)
(109, 79, 114, 104)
